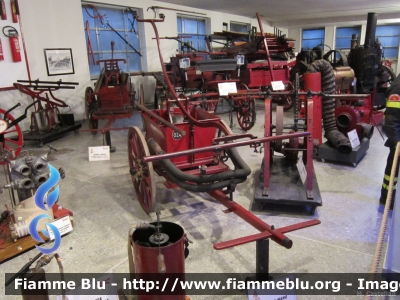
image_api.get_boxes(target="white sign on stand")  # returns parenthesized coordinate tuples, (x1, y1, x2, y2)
(89, 146, 110, 161)
(218, 82, 238, 96)
(296, 157, 307, 185)
(271, 80, 285, 91)
(347, 129, 360, 149)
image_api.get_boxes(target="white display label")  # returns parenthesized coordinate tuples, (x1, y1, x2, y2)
(89, 146, 110, 161)
(46, 215, 73, 240)
(218, 82, 238, 96)
(179, 57, 190, 69)
(296, 157, 307, 185)
(347, 129, 360, 149)
(0, 119, 8, 134)
(271, 80, 285, 91)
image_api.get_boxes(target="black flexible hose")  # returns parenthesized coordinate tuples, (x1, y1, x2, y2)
(147, 138, 251, 184)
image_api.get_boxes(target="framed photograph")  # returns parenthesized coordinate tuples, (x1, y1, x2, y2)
(44, 48, 74, 76)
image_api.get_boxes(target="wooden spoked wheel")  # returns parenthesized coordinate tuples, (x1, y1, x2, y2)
(128, 126, 156, 213)
(85, 87, 98, 135)
(0, 109, 23, 164)
(236, 98, 256, 130)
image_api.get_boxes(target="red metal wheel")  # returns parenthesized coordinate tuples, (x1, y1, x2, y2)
(128, 126, 156, 213)
(85, 86, 98, 135)
(0, 109, 23, 164)
(236, 98, 256, 130)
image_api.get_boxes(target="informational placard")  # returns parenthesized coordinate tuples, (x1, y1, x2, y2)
(179, 57, 190, 69)
(347, 129, 360, 149)
(56, 273, 119, 300)
(46, 215, 73, 240)
(247, 275, 297, 300)
(296, 157, 307, 185)
(88, 146, 110, 161)
(218, 82, 237, 96)
(271, 80, 285, 91)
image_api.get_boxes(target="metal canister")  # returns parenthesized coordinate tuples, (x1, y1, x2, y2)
(131, 221, 186, 300)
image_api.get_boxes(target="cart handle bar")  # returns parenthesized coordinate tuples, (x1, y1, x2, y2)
(144, 131, 310, 163)
(134, 102, 186, 136)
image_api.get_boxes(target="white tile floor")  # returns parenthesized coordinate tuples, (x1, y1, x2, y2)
(0, 102, 395, 300)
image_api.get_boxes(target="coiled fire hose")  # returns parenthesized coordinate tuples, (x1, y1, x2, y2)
(364, 142, 400, 300)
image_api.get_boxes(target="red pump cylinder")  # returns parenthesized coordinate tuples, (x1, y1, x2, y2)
(131, 221, 186, 300)
(303, 72, 322, 145)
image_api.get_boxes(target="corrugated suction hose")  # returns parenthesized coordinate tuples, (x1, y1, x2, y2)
(147, 138, 251, 193)
(307, 60, 352, 154)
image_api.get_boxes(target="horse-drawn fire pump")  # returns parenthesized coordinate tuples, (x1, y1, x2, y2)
(128, 13, 321, 283)
(84, 41, 136, 152)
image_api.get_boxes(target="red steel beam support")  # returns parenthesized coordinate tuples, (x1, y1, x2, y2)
(208, 189, 321, 249)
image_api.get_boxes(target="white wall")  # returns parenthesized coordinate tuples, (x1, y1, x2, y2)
(0, 0, 276, 131)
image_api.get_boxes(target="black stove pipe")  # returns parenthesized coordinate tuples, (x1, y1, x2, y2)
(364, 12, 377, 48)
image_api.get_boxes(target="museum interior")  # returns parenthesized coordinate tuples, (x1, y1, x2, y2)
(1, 0, 400, 299)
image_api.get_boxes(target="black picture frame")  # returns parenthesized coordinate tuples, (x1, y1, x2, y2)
(44, 48, 74, 76)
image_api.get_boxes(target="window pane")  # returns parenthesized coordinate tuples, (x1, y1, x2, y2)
(183, 18, 198, 33)
(177, 17, 182, 33)
(97, 7, 124, 29)
(377, 36, 399, 48)
(198, 20, 206, 34)
(302, 39, 323, 50)
(230, 22, 248, 32)
(383, 48, 398, 59)
(376, 25, 400, 36)
(303, 28, 324, 39)
(336, 37, 351, 49)
(128, 53, 142, 72)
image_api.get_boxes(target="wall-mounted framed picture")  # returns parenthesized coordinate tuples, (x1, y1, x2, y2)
(44, 48, 74, 76)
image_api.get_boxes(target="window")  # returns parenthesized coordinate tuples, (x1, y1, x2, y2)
(230, 22, 249, 33)
(376, 24, 400, 59)
(82, 4, 141, 77)
(301, 28, 325, 50)
(335, 26, 361, 51)
(177, 16, 207, 52)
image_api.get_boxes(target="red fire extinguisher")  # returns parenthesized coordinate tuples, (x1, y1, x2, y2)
(10, 0, 18, 23)
(0, 0, 6, 20)
(2, 26, 21, 62)
(0, 38, 4, 61)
